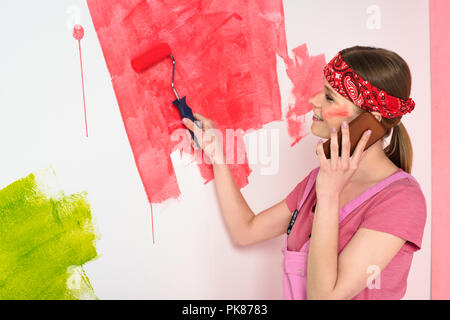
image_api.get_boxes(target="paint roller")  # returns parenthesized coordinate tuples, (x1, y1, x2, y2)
(131, 43, 201, 148)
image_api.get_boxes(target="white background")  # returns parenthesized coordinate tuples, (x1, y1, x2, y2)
(0, 0, 430, 299)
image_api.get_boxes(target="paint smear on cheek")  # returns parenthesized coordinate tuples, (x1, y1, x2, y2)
(323, 109, 350, 119)
(284, 44, 326, 146)
(0, 169, 99, 299)
(87, 0, 288, 204)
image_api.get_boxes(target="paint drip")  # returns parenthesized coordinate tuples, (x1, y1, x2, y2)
(73, 24, 85, 40)
(73, 24, 88, 137)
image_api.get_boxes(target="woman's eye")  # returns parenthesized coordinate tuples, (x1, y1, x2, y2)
(325, 93, 334, 101)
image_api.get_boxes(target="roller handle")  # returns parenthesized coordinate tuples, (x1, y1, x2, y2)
(172, 96, 201, 149)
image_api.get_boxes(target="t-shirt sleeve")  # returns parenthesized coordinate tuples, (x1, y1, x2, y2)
(359, 182, 427, 252)
(285, 169, 314, 213)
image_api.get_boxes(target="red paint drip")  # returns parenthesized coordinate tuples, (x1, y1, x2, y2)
(150, 202, 155, 244)
(73, 24, 88, 137)
(147, 191, 155, 244)
(86, 0, 288, 209)
(284, 44, 326, 146)
(73, 24, 85, 40)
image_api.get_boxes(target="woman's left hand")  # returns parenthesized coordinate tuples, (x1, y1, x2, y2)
(315, 121, 372, 198)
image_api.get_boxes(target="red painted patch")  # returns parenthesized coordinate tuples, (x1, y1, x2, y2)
(284, 44, 326, 146)
(86, 1, 288, 207)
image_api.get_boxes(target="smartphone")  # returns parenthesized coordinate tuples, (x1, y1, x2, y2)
(321, 111, 387, 159)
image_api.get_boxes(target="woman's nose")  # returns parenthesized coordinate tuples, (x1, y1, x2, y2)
(309, 91, 322, 106)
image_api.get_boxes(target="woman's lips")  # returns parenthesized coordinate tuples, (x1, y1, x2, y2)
(313, 115, 323, 121)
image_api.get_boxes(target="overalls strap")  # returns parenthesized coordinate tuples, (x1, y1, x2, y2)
(294, 167, 320, 212)
(340, 171, 411, 218)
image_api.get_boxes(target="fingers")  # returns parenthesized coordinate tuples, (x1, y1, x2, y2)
(193, 112, 214, 129)
(182, 113, 217, 153)
(187, 129, 205, 151)
(351, 130, 372, 165)
(316, 140, 328, 168)
(341, 121, 350, 162)
(190, 131, 198, 150)
(192, 112, 208, 122)
(182, 118, 203, 148)
(182, 117, 194, 131)
(317, 122, 371, 172)
(183, 117, 203, 134)
(183, 121, 216, 149)
(330, 127, 339, 167)
(182, 113, 215, 132)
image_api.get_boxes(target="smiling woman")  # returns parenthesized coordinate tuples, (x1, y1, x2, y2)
(182, 45, 426, 300)
(309, 46, 414, 176)
(283, 46, 425, 300)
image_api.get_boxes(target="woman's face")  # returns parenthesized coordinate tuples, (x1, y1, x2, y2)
(309, 77, 360, 139)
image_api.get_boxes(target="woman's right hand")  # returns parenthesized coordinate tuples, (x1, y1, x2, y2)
(182, 112, 225, 165)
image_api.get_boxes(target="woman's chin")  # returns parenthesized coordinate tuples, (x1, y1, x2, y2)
(311, 125, 328, 139)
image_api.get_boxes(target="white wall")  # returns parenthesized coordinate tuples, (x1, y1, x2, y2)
(0, 0, 430, 299)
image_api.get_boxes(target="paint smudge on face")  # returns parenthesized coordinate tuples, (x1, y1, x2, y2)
(323, 110, 350, 119)
(284, 44, 326, 146)
(86, 1, 288, 201)
(0, 168, 99, 300)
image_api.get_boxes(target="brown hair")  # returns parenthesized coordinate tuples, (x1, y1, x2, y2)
(340, 46, 414, 173)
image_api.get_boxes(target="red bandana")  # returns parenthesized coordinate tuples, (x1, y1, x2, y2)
(323, 52, 415, 118)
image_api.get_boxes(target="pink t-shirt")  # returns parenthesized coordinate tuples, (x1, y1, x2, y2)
(285, 166, 427, 299)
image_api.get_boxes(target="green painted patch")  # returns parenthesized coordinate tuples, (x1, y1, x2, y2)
(0, 169, 99, 300)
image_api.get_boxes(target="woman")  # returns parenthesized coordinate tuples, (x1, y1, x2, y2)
(181, 46, 427, 300)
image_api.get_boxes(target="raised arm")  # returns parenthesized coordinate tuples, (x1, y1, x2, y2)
(213, 161, 293, 246)
(182, 113, 293, 246)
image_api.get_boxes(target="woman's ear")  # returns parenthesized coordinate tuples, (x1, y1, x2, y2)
(371, 111, 382, 122)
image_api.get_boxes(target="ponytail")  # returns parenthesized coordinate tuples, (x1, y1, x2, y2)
(383, 122, 413, 174)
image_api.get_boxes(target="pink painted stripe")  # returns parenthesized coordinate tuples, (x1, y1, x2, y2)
(430, 0, 450, 300)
